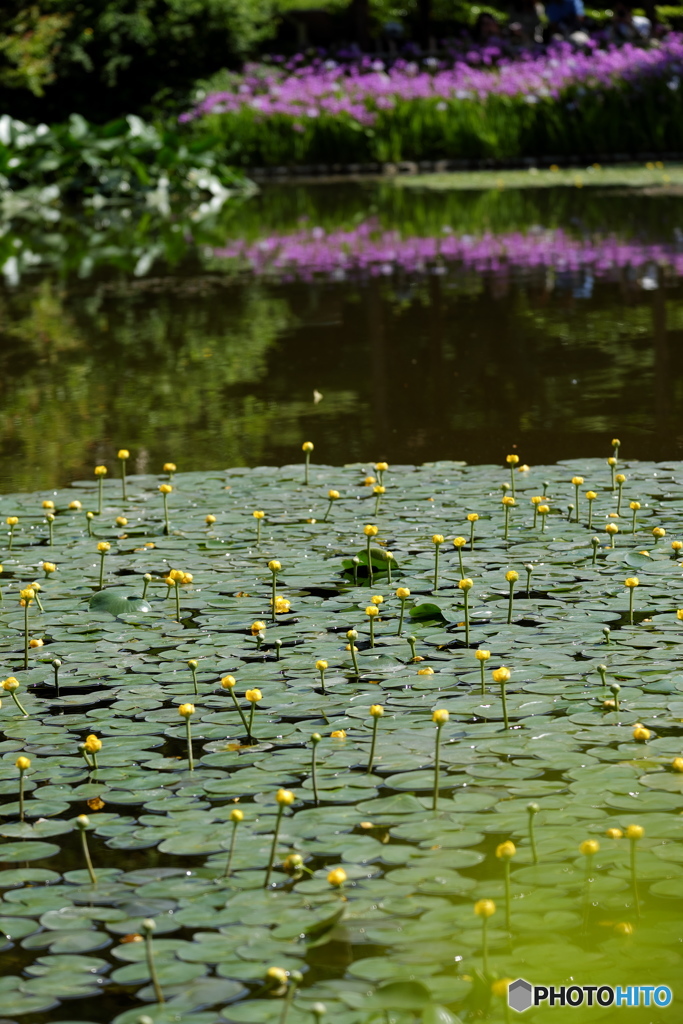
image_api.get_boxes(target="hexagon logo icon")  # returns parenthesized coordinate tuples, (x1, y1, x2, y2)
(508, 978, 533, 1012)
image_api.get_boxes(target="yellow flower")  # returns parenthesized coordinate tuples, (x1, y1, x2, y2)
(328, 490, 340, 500)
(205, 514, 216, 525)
(432, 534, 444, 545)
(42, 500, 54, 510)
(474, 899, 496, 918)
(605, 827, 623, 839)
(672, 758, 683, 772)
(84, 734, 102, 753)
(502, 496, 515, 507)
(94, 466, 107, 477)
(274, 597, 291, 614)
(365, 606, 379, 617)
(606, 523, 619, 535)
(624, 577, 639, 588)
(2, 677, 20, 692)
(181, 573, 193, 584)
(579, 839, 600, 856)
(253, 510, 265, 519)
(492, 667, 511, 684)
(530, 496, 542, 505)
(375, 461, 389, 472)
(315, 660, 328, 671)
(159, 484, 173, 494)
(496, 841, 516, 859)
(611, 438, 621, 447)
(432, 708, 449, 724)
(373, 485, 385, 495)
(417, 667, 434, 675)
(266, 967, 288, 985)
(672, 541, 683, 552)
(178, 703, 195, 718)
(117, 449, 130, 460)
(250, 620, 266, 635)
(630, 501, 641, 511)
(163, 462, 176, 473)
(614, 922, 633, 936)
(625, 824, 644, 840)
(327, 867, 347, 887)
(169, 569, 185, 582)
(458, 577, 473, 591)
(97, 542, 111, 553)
(677, 610, 683, 621)
(221, 675, 236, 689)
(230, 808, 244, 822)
(586, 491, 597, 500)
(607, 457, 617, 467)
(76, 814, 91, 829)
(43, 562, 57, 574)
(538, 504, 550, 515)
(69, 500, 82, 511)
(467, 513, 479, 522)
(15, 756, 31, 770)
(571, 476, 584, 485)
(653, 527, 666, 538)
(505, 570, 519, 583)
(363, 524, 378, 537)
(632, 723, 651, 742)
(396, 587, 411, 599)
(29, 639, 43, 648)
(302, 441, 314, 452)
(245, 688, 262, 703)
(615, 473, 626, 484)
(268, 560, 281, 572)
(330, 730, 346, 739)
(116, 516, 128, 527)
(453, 537, 466, 548)
(276, 788, 295, 806)
(475, 650, 491, 661)
(363, 476, 376, 486)
(6, 516, 18, 526)
(506, 454, 519, 465)
(491, 979, 512, 998)
(370, 704, 384, 718)
(19, 587, 35, 602)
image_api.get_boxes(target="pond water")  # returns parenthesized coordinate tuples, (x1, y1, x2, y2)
(2, 180, 683, 495)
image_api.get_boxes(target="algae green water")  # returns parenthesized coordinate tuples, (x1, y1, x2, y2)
(0, 449, 682, 1023)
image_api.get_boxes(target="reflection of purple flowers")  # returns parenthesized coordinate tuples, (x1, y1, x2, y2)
(213, 222, 683, 281)
(183, 37, 683, 124)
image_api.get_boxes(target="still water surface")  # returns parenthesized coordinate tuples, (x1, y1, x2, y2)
(2, 181, 683, 493)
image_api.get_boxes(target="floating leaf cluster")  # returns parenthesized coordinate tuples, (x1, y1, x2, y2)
(1, 447, 683, 1022)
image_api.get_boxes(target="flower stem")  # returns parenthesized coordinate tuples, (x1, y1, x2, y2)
(528, 806, 539, 865)
(10, 690, 28, 717)
(163, 492, 170, 535)
(190, 665, 198, 695)
(247, 702, 256, 742)
(629, 587, 634, 626)
(433, 546, 439, 592)
(19, 769, 25, 822)
(397, 598, 406, 636)
(185, 716, 194, 771)
(99, 553, 106, 590)
(457, 547, 464, 577)
(80, 828, 97, 885)
(224, 821, 239, 877)
(507, 581, 515, 625)
(256, 517, 262, 545)
(174, 582, 181, 622)
(145, 927, 164, 1003)
(271, 571, 277, 622)
(23, 601, 29, 670)
(469, 519, 476, 549)
(500, 679, 509, 730)
(574, 484, 580, 522)
(587, 502, 593, 529)
(349, 642, 359, 676)
(480, 661, 486, 696)
(367, 716, 379, 775)
(229, 688, 250, 734)
(369, 615, 375, 648)
(304, 451, 310, 486)
(311, 744, 320, 805)
(463, 588, 470, 646)
(432, 722, 443, 812)
(264, 805, 284, 888)
(98, 476, 103, 515)
(121, 459, 127, 500)
(366, 536, 374, 586)
(504, 504, 510, 541)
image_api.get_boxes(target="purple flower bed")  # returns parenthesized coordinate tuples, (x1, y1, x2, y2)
(213, 221, 683, 282)
(183, 37, 683, 126)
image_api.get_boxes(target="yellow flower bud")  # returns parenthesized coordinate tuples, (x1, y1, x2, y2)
(615, 474, 626, 484)
(571, 476, 584, 485)
(453, 536, 466, 548)
(276, 788, 295, 806)
(268, 560, 281, 572)
(250, 620, 266, 634)
(458, 577, 473, 590)
(15, 756, 31, 771)
(116, 516, 128, 527)
(467, 513, 479, 522)
(672, 758, 683, 772)
(205, 514, 216, 525)
(579, 839, 600, 856)
(97, 542, 111, 553)
(178, 703, 195, 718)
(2, 677, 20, 692)
(330, 730, 346, 739)
(327, 867, 347, 887)
(221, 675, 236, 689)
(69, 501, 82, 511)
(605, 828, 623, 839)
(346, 629, 358, 640)
(605, 523, 619, 535)
(396, 587, 411, 599)
(230, 808, 244, 822)
(29, 638, 43, 648)
(653, 527, 666, 538)
(607, 457, 617, 466)
(328, 490, 340, 500)
(19, 588, 35, 602)
(505, 570, 519, 583)
(84, 734, 102, 753)
(474, 899, 496, 918)
(492, 667, 511, 684)
(432, 708, 449, 724)
(364, 476, 376, 486)
(630, 501, 641, 510)
(301, 441, 315, 453)
(506, 454, 519, 465)
(475, 649, 491, 661)
(432, 534, 444, 545)
(375, 461, 389, 472)
(625, 824, 644, 840)
(417, 667, 434, 675)
(586, 491, 597, 500)
(492, 979, 512, 998)
(614, 922, 633, 936)
(624, 577, 639, 588)
(94, 466, 107, 477)
(253, 510, 265, 519)
(163, 462, 176, 473)
(118, 449, 130, 460)
(373, 485, 385, 495)
(266, 967, 288, 985)
(42, 500, 54, 510)
(245, 688, 262, 703)
(363, 524, 378, 537)
(76, 814, 91, 829)
(365, 606, 379, 617)
(538, 504, 550, 515)
(370, 704, 384, 718)
(315, 661, 328, 672)
(502, 496, 516, 507)
(159, 484, 173, 494)
(496, 841, 516, 859)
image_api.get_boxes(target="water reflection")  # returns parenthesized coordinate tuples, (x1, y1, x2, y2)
(1, 182, 682, 494)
